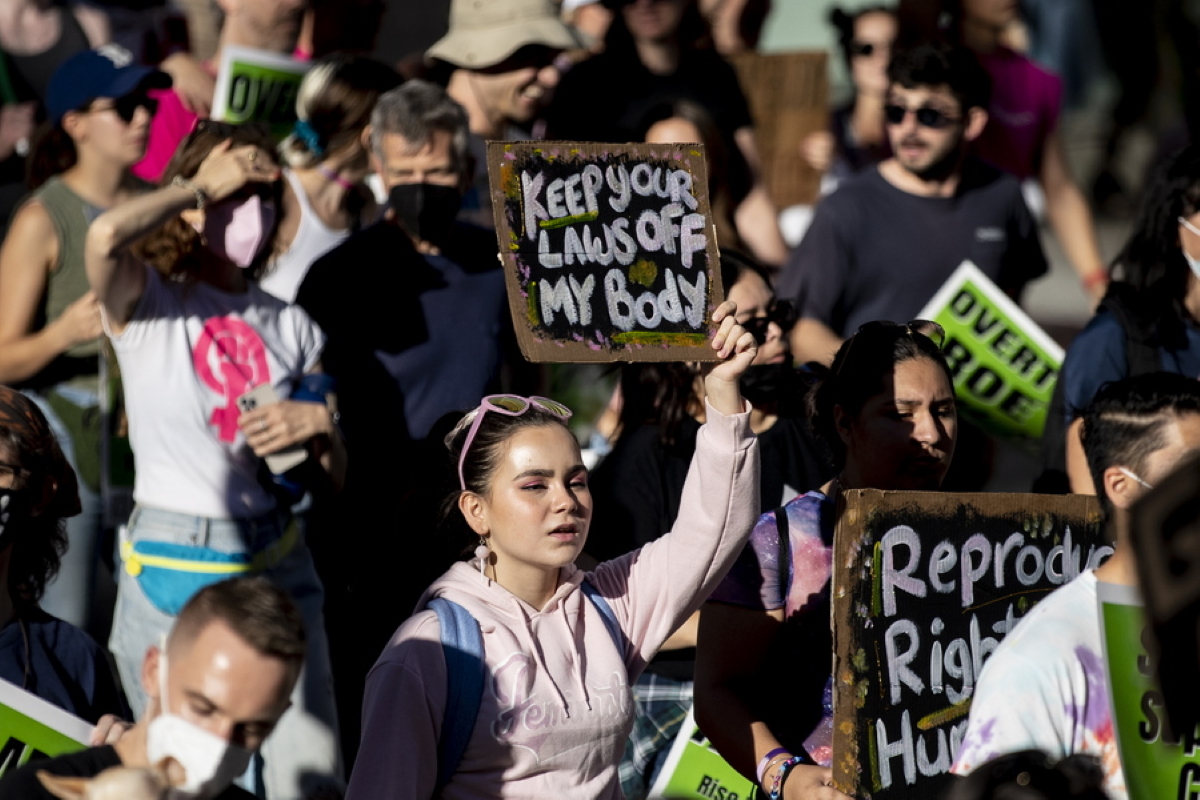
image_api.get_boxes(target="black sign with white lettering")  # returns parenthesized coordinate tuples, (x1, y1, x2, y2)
(831, 490, 1106, 799)
(487, 141, 723, 362)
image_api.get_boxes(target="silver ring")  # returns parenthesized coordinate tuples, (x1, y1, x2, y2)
(259, 419, 267, 432)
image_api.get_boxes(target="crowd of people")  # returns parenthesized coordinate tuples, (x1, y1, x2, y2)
(0, 0, 1194, 798)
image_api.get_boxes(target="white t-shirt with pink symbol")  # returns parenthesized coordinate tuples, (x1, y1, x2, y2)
(107, 265, 326, 518)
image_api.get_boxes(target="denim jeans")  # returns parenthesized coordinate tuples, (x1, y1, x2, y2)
(26, 386, 105, 631)
(109, 506, 343, 799)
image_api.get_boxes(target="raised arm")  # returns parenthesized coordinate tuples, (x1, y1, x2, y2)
(589, 302, 761, 662)
(85, 140, 279, 329)
(1039, 128, 1108, 303)
(0, 201, 102, 383)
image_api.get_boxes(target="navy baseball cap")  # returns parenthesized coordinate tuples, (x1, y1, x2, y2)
(46, 45, 172, 125)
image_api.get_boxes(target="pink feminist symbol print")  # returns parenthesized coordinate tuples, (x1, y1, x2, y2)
(192, 316, 270, 442)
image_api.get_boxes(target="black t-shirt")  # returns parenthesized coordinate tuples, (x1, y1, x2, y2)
(775, 159, 1048, 337)
(0, 745, 254, 799)
(543, 47, 754, 145)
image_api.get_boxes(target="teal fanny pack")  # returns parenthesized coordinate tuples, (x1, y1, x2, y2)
(120, 524, 297, 615)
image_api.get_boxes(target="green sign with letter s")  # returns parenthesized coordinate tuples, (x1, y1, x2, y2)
(1099, 583, 1200, 800)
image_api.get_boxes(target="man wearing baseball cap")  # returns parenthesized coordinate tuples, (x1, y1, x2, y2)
(427, 0, 583, 226)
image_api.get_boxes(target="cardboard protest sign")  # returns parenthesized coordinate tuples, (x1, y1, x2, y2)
(211, 46, 309, 139)
(1129, 453, 1200, 740)
(831, 490, 1106, 799)
(730, 52, 828, 209)
(0, 679, 89, 778)
(487, 141, 723, 363)
(647, 708, 755, 800)
(917, 261, 1063, 444)
(1098, 582, 1200, 800)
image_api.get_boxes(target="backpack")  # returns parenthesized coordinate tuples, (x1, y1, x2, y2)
(426, 579, 626, 794)
(1034, 282, 1162, 493)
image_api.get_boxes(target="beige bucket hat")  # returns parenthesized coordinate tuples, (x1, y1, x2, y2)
(427, 0, 584, 69)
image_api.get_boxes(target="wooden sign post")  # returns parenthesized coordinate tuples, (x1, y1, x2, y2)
(831, 490, 1105, 799)
(730, 51, 828, 209)
(487, 141, 723, 362)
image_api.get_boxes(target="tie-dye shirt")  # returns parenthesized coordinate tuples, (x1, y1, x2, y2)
(709, 491, 836, 765)
(951, 571, 1125, 798)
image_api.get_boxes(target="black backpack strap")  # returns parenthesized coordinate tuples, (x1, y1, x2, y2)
(1100, 283, 1162, 375)
(774, 505, 791, 609)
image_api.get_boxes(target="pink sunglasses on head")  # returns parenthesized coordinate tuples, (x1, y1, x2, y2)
(457, 395, 573, 491)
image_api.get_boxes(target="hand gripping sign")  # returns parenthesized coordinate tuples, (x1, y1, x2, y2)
(487, 142, 724, 363)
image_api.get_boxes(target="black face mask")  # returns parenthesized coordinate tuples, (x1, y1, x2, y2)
(739, 362, 796, 406)
(388, 183, 462, 246)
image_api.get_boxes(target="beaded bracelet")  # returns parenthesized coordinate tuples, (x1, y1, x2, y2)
(756, 748, 791, 785)
(170, 175, 208, 210)
(767, 755, 807, 800)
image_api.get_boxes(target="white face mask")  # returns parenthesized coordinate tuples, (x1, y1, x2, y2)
(1178, 216, 1200, 279)
(145, 647, 254, 799)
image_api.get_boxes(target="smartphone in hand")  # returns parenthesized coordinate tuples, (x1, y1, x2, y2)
(236, 384, 308, 474)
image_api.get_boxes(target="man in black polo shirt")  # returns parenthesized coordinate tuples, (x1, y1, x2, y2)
(778, 43, 1048, 365)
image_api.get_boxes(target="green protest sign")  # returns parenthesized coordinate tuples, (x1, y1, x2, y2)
(648, 709, 755, 799)
(918, 261, 1063, 443)
(211, 46, 309, 139)
(1099, 582, 1200, 800)
(0, 679, 89, 778)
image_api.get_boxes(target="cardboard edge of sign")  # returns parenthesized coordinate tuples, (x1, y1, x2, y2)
(829, 489, 1104, 797)
(485, 140, 726, 363)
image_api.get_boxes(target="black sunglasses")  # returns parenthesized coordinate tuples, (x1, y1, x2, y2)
(883, 103, 960, 130)
(742, 300, 797, 345)
(474, 45, 560, 75)
(90, 93, 159, 124)
(849, 40, 890, 58)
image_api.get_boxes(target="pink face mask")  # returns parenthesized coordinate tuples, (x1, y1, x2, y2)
(199, 194, 276, 268)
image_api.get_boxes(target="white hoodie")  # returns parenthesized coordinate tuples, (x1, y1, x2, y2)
(347, 403, 760, 799)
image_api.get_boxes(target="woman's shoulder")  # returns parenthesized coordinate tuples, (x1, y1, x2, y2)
(373, 609, 445, 672)
(746, 490, 828, 550)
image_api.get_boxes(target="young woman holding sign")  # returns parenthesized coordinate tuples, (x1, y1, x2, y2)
(694, 321, 957, 800)
(346, 302, 761, 799)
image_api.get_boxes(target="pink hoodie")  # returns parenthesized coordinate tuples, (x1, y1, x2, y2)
(346, 403, 760, 799)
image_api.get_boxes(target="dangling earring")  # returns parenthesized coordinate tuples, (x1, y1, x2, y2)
(475, 536, 490, 577)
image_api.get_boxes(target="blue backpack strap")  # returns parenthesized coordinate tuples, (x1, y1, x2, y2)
(428, 598, 486, 794)
(580, 578, 627, 655)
